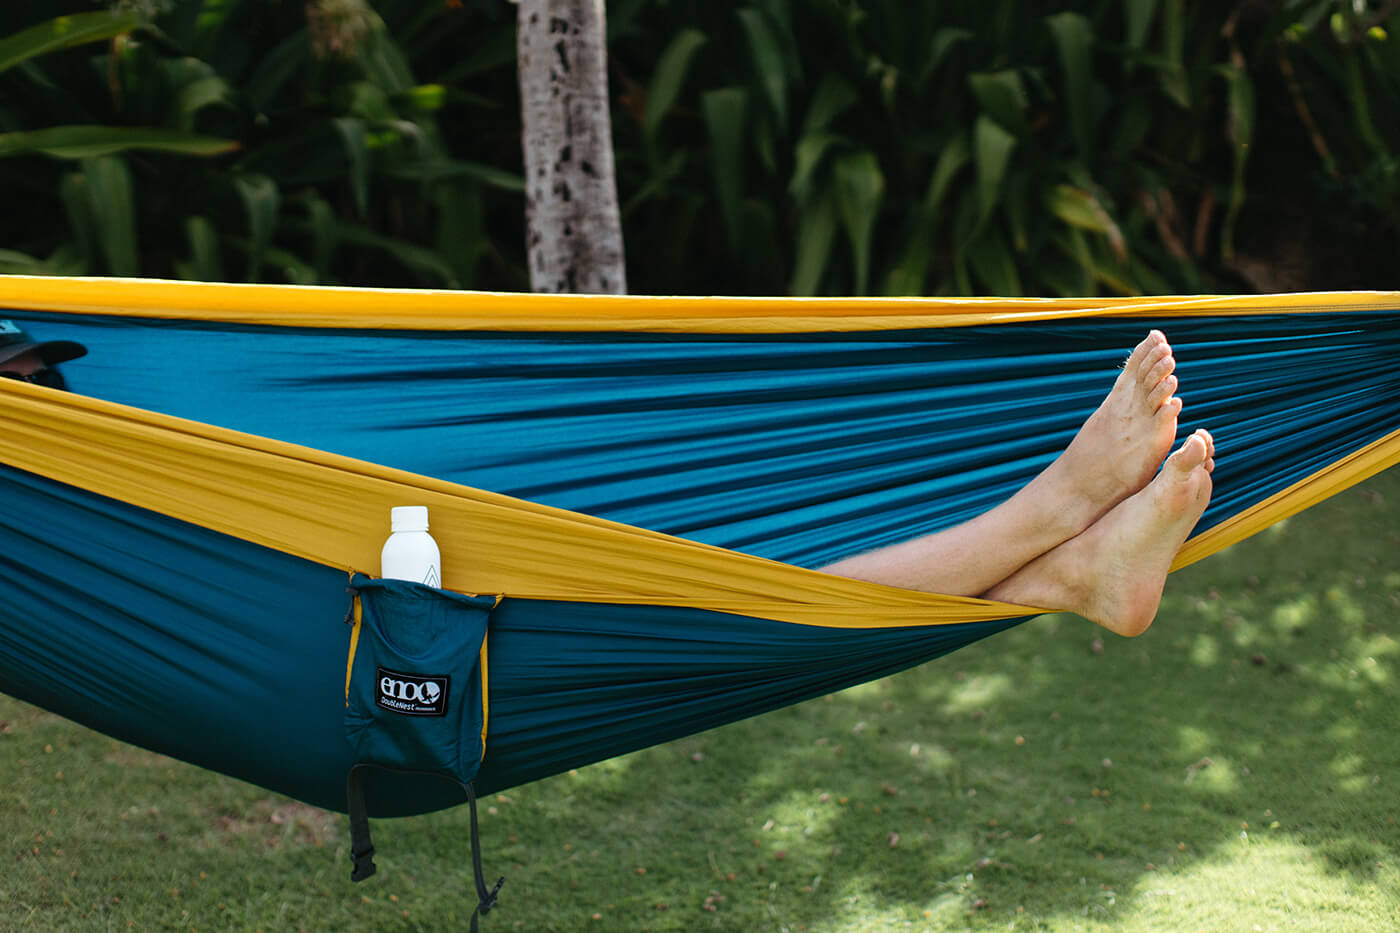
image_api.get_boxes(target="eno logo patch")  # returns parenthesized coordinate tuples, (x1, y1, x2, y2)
(376, 667, 450, 717)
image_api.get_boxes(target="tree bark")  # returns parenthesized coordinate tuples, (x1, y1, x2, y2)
(516, 0, 627, 294)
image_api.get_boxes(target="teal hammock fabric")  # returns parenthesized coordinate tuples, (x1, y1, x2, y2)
(2, 306, 1399, 815)
(8, 310, 1397, 565)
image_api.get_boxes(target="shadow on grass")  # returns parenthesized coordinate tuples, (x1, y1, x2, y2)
(474, 469, 1400, 931)
(2, 473, 1397, 932)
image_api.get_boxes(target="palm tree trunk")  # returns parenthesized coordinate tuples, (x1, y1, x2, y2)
(516, 0, 627, 294)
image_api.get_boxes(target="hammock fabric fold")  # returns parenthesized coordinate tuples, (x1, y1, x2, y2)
(1, 276, 1398, 816)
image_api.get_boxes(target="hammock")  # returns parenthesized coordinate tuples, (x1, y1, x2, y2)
(1, 276, 1398, 821)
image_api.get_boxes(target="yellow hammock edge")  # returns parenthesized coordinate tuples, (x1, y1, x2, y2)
(1, 382, 1028, 628)
(4, 379, 1396, 631)
(1172, 426, 1400, 571)
(2, 275, 1399, 333)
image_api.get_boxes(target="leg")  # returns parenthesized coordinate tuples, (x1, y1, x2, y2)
(984, 429, 1215, 636)
(821, 331, 1181, 596)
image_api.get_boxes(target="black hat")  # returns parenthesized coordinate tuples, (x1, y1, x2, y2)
(0, 320, 87, 367)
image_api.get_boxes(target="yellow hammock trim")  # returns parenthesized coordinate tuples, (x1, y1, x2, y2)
(0, 381, 1031, 628)
(4, 380, 1398, 630)
(1172, 426, 1400, 571)
(1, 275, 1398, 333)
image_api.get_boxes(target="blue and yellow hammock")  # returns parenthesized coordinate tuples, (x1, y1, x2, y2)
(1, 276, 1398, 819)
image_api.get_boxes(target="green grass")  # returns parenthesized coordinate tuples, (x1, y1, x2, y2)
(3, 469, 1399, 932)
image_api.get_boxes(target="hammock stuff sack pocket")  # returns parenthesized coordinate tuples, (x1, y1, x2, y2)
(343, 573, 503, 928)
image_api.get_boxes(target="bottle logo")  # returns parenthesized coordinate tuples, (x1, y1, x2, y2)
(423, 565, 441, 588)
(375, 667, 450, 717)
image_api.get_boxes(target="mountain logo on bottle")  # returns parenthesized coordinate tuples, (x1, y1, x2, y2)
(422, 565, 440, 588)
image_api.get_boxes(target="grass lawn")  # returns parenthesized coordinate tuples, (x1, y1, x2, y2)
(2, 468, 1398, 932)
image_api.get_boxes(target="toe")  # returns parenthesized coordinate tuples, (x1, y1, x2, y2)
(1171, 433, 1209, 472)
(1140, 349, 1174, 390)
(1147, 373, 1178, 410)
(1153, 396, 1183, 428)
(1125, 330, 1167, 374)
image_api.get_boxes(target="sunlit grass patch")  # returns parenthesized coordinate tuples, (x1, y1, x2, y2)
(1, 469, 1398, 931)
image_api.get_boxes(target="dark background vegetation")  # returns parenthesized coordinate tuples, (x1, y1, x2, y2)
(0, 0, 1397, 297)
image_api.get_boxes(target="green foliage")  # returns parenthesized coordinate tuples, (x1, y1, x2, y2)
(0, 1, 524, 287)
(0, 1, 1397, 294)
(606, 0, 1400, 295)
(0, 9, 141, 73)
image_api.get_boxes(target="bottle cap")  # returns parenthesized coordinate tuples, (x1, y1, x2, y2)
(390, 505, 429, 532)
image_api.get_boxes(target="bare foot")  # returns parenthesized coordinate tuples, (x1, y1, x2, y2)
(819, 334, 1188, 599)
(986, 429, 1215, 637)
(1038, 330, 1182, 533)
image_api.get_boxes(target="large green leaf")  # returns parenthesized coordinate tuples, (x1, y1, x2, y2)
(1052, 228, 1141, 295)
(1125, 0, 1160, 51)
(1003, 171, 1031, 253)
(173, 75, 235, 131)
(949, 194, 980, 294)
(833, 149, 885, 295)
(333, 118, 369, 217)
(645, 28, 708, 142)
(799, 73, 858, 138)
(182, 215, 226, 282)
(0, 249, 43, 274)
(347, 81, 396, 122)
(790, 190, 839, 296)
(919, 27, 974, 85)
(82, 156, 139, 276)
(924, 133, 971, 212)
(39, 243, 86, 276)
(1345, 53, 1387, 156)
(789, 132, 846, 201)
(358, 22, 416, 94)
(881, 134, 971, 296)
(1158, 0, 1190, 108)
(883, 224, 933, 297)
(702, 87, 748, 250)
(1046, 12, 1095, 164)
(395, 84, 446, 113)
(1045, 183, 1126, 259)
(304, 194, 339, 283)
(968, 70, 1029, 136)
(973, 115, 1017, 225)
(234, 173, 280, 282)
(432, 177, 487, 289)
(0, 10, 143, 76)
(58, 171, 96, 274)
(737, 8, 790, 133)
(0, 126, 238, 159)
(1052, 227, 1097, 295)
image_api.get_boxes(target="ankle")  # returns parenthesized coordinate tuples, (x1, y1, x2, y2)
(1020, 466, 1102, 543)
(984, 548, 1084, 611)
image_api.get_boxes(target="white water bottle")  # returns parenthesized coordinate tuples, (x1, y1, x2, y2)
(381, 506, 442, 587)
